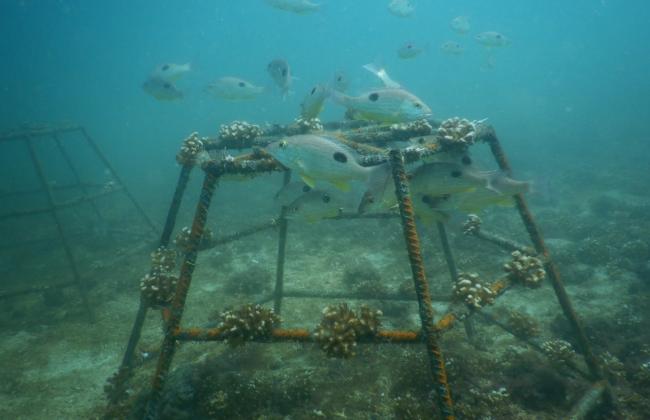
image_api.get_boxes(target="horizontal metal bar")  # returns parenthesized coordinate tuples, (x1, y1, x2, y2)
(0, 281, 76, 300)
(173, 327, 420, 343)
(0, 124, 82, 141)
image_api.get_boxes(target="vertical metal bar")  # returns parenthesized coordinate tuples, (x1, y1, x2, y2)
(483, 130, 604, 380)
(79, 127, 158, 235)
(24, 136, 94, 320)
(389, 150, 455, 420)
(436, 222, 475, 342)
(107, 164, 194, 410)
(52, 132, 104, 220)
(273, 170, 291, 316)
(144, 170, 218, 419)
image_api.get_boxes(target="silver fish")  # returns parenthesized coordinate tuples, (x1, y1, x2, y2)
(300, 84, 329, 119)
(388, 0, 414, 17)
(475, 31, 510, 47)
(440, 41, 464, 55)
(329, 88, 432, 123)
(150, 62, 191, 82)
(276, 182, 349, 222)
(397, 42, 426, 59)
(267, 58, 293, 98)
(450, 16, 470, 34)
(142, 77, 183, 101)
(265, 0, 320, 14)
(266, 134, 389, 195)
(205, 77, 264, 100)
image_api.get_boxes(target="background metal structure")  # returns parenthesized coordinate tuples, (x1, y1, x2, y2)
(106, 120, 613, 419)
(0, 124, 158, 318)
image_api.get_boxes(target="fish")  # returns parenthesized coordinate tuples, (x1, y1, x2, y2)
(276, 182, 350, 222)
(388, 0, 414, 17)
(267, 58, 293, 98)
(300, 84, 329, 119)
(450, 16, 470, 34)
(440, 41, 464, 55)
(329, 88, 432, 123)
(150, 62, 191, 82)
(410, 160, 530, 223)
(142, 77, 183, 101)
(332, 70, 349, 92)
(475, 31, 510, 47)
(397, 42, 427, 59)
(363, 63, 401, 89)
(265, 134, 390, 197)
(265, 0, 320, 14)
(205, 77, 265, 100)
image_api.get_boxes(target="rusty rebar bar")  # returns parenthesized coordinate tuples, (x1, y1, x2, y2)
(389, 149, 455, 420)
(173, 327, 421, 343)
(273, 171, 291, 316)
(24, 136, 94, 321)
(473, 229, 530, 254)
(483, 128, 604, 381)
(436, 222, 476, 343)
(144, 170, 218, 419)
(160, 164, 193, 247)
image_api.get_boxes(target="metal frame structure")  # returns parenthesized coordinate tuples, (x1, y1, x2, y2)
(0, 125, 158, 318)
(107, 120, 614, 419)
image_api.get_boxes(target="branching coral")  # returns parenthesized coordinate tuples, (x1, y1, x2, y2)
(541, 339, 575, 364)
(140, 272, 178, 308)
(218, 121, 263, 149)
(150, 246, 177, 273)
(462, 214, 482, 236)
(504, 250, 546, 287)
(313, 303, 382, 358)
(218, 304, 279, 346)
(506, 310, 540, 339)
(176, 132, 205, 165)
(437, 117, 481, 151)
(292, 116, 324, 133)
(452, 272, 495, 309)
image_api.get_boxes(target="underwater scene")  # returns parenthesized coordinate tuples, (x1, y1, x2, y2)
(1, 1, 649, 419)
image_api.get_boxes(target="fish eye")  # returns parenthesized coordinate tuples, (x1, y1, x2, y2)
(162, 64, 169, 71)
(461, 155, 472, 165)
(311, 87, 317, 95)
(414, 102, 422, 109)
(333, 152, 348, 163)
(450, 170, 462, 178)
(337, 76, 342, 81)
(238, 81, 246, 87)
(322, 193, 331, 203)
(282, 69, 287, 77)
(163, 83, 171, 89)
(368, 92, 379, 102)
(302, 185, 311, 192)
(279, 140, 288, 148)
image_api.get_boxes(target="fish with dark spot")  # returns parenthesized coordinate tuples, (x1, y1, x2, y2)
(142, 77, 183, 101)
(267, 58, 293, 98)
(205, 77, 264, 100)
(300, 84, 329, 119)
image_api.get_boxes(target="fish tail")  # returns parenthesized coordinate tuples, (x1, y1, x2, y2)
(362, 62, 401, 89)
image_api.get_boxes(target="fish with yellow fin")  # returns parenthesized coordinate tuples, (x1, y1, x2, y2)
(266, 134, 390, 200)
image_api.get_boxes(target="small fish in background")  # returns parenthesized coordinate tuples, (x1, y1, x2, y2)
(142, 77, 184, 101)
(332, 70, 349, 92)
(397, 42, 427, 59)
(440, 41, 464, 55)
(300, 84, 329, 119)
(265, 0, 320, 14)
(205, 77, 265, 101)
(450, 16, 471, 34)
(150, 62, 191, 82)
(267, 58, 293, 98)
(388, 0, 414, 17)
(475, 31, 510, 47)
